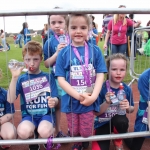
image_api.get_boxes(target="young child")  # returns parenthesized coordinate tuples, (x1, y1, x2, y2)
(124, 68, 150, 150)
(44, 13, 69, 137)
(7, 41, 59, 150)
(93, 53, 134, 150)
(55, 14, 107, 150)
(0, 69, 16, 149)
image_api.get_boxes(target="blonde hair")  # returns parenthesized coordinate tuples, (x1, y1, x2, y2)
(113, 14, 127, 25)
(22, 41, 43, 58)
(113, 5, 126, 25)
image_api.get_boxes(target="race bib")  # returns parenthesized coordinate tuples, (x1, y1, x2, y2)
(97, 105, 118, 123)
(142, 107, 148, 125)
(70, 64, 96, 93)
(22, 76, 51, 102)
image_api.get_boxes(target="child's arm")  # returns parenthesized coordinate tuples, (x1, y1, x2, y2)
(80, 73, 104, 106)
(7, 68, 23, 103)
(44, 43, 66, 68)
(0, 114, 13, 125)
(58, 77, 84, 101)
(95, 91, 112, 116)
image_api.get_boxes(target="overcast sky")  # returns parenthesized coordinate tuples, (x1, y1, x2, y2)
(0, 0, 150, 33)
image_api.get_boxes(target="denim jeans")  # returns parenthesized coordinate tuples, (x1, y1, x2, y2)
(110, 43, 127, 55)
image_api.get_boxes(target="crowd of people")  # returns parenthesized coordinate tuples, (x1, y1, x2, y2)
(0, 6, 150, 150)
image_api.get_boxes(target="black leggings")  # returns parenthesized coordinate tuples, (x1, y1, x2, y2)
(124, 137, 145, 150)
(95, 115, 129, 150)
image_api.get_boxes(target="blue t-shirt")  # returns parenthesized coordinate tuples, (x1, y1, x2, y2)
(55, 42, 107, 113)
(24, 28, 31, 44)
(16, 71, 58, 118)
(92, 28, 98, 45)
(134, 68, 150, 132)
(94, 81, 134, 129)
(44, 35, 59, 62)
(0, 87, 15, 117)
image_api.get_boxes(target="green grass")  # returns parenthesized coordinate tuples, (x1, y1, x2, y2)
(0, 37, 149, 88)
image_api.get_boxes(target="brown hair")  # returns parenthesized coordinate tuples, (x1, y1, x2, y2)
(106, 53, 128, 71)
(22, 41, 43, 58)
(48, 7, 68, 25)
(67, 14, 91, 29)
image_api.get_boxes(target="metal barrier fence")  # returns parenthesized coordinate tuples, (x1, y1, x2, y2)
(129, 26, 150, 86)
(0, 8, 150, 145)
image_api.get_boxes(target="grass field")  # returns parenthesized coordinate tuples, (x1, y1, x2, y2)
(0, 35, 149, 88)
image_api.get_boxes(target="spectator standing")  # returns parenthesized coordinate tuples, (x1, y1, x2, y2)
(41, 24, 48, 47)
(102, 14, 113, 57)
(103, 5, 141, 55)
(146, 20, 150, 40)
(0, 29, 7, 50)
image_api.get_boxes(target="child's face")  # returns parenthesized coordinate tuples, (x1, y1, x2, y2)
(68, 16, 89, 46)
(49, 15, 66, 35)
(109, 59, 126, 85)
(23, 53, 42, 74)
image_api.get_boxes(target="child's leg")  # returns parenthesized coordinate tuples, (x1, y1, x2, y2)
(92, 123, 111, 150)
(17, 117, 35, 139)
(55, 100, 61, 134)
(111, 114, 129, 148)
(66, 113, 79, 137)
(38, 121, 54, 138)
(79, 111, 94, 137)
(1, 122, 16, 139)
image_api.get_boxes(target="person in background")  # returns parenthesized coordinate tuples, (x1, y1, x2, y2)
(91, 21, 98, 45)
(0, 29, 7, 50)
(146, 20, 150, 40)
(126, 14, 141, 59)
(103, 5, 141, 55)
(102, 14, 113, 57)
(41, 24, 48, 47)
(20, 22, 31, 45)
(17, 32, 23, 48)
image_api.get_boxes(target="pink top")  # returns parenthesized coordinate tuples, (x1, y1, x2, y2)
(107, 19, 133, 44)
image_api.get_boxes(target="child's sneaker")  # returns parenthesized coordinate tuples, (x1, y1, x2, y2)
(43, 144, 54, 149)
(82, 142, 89, 149)
(72, 144, 83, 150)
(29, 144, 40, 150)
(114, 145, 124, 150)
(1, 145, 11, 149)
(56, 131, 68, 138)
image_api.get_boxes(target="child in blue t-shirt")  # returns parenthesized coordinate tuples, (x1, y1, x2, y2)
(55, 14, 107, 150)
(124, 68, 150, 150)
(92, 53, 134, 150)
(43, 13, 69, 138)
(0, 69, 16, 149)
(7, 41, 59, 150)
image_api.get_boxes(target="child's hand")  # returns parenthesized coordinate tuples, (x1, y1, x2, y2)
(80, 93, 94, 106)
(103, 44, 107, 50)
(9, 67, 24, 78)
(47, 96, 58, 108)
(105, 92, 113, 104)
(56, 43, 66, 53)
(119, 99, 129, 109)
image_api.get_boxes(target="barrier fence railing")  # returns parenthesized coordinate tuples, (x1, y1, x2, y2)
(129, 26, 150, 86)
(0, 8, 150, 145)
